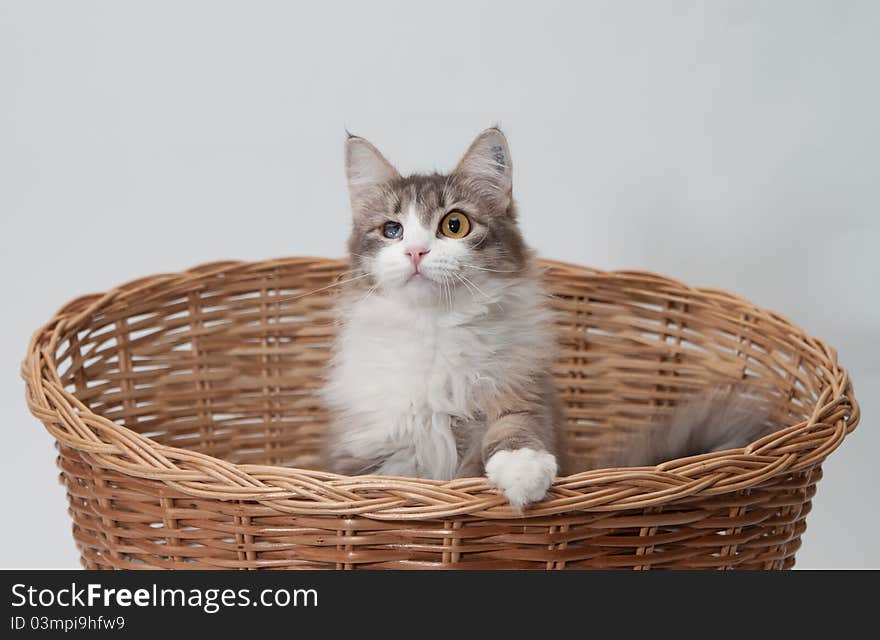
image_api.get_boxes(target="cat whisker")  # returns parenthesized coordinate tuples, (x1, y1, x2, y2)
(471, 234, 490, 250)
(456, 273, 491, 300)
(461, 264, 521, 274)
(447, 274, 456, 310)
(289, 273, 373, 302)
(452, 273, 478, 300)
(356, 283, 379, 305)
(444, 274, 454, 311)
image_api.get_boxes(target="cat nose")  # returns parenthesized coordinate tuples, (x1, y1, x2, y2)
(405, 247, 430, 272)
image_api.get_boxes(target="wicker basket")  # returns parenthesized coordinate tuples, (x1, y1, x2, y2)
(23, 257, 858, 570)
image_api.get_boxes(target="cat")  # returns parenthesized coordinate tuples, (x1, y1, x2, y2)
(321, 127, 561, 508)
(321, 127, 776, 509)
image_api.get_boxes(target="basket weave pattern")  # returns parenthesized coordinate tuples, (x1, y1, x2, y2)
(23, 257, 858, 569)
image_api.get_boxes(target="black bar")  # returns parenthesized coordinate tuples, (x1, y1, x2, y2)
(1, 570, 873, 635)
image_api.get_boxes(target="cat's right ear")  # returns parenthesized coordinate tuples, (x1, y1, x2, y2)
(345, 134, 400, 209)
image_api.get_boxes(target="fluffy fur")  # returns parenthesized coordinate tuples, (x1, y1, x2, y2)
(321, 127, 779, 509)
(603, 384, 778, 468)
(322, 128, 561, 507)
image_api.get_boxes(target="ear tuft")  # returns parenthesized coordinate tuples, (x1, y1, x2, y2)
(454, 127, 513, 198)
(345, 135, 400, 206)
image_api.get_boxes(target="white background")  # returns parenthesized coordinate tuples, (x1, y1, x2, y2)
(1, 0, 877, 568)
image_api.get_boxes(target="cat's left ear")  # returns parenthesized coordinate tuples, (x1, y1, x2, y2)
(453, 127, 513, 206)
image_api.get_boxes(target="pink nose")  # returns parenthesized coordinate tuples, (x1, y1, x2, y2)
(405, 247, 430, 272)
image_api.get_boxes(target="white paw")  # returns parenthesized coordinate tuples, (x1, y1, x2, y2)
(485, 448, 557, 510)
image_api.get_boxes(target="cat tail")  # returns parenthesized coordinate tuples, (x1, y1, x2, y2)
(606, 384, 778, 468)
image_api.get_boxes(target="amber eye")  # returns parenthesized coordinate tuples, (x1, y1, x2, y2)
(439, 211, 471, 239)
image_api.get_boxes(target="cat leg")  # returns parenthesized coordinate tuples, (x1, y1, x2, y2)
(452, 415, 487, 478)
(482, 411, 558, 510)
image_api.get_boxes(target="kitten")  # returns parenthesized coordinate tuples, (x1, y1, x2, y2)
(321, 127, 778, 509)
(321, 127, 562, 508)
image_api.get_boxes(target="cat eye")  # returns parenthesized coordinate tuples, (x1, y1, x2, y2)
(439, 211, 471, 239)
(382, 221, 403, 239)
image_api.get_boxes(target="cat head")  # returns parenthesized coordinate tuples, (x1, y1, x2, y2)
(344, 127, 530, 303)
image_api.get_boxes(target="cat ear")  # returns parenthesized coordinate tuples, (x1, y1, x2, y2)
(345, 134, 400, 207)
(454, 127, 513, 204)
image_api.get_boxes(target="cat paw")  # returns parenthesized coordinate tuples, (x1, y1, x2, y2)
(485, 448, 558, 510)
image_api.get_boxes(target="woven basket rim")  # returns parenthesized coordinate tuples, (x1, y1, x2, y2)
(22, 256, 860, 520)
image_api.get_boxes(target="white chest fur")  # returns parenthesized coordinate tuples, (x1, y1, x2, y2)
(323, 278, 554, 480)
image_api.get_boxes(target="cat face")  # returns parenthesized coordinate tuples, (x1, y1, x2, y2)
(344, 128, 529, 303)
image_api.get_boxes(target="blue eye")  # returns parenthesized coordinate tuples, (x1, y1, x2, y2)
(382, 221, 403, 239)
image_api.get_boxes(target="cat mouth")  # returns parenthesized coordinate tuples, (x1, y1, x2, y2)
(405, 271, 442, 287)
